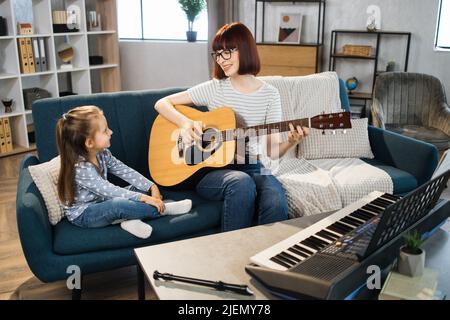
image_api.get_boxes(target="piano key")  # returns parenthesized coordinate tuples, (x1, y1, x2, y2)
(283, 248, 307, 261)
(325, 226, 346, 238)
(359, 207, 379, 217)
(333, 221, 354, 233)
(269, 256, 292, 269)
(274, 253, 297, 266)
(367, 202, 386, 211)
(355, 209, 377, 219)
(328, 223, 349, 235)
(346, 213, 367, 224)
(336, 220, 358, 230)
(309, 235, 329, 247)
(324, 227, 344, 238)
(374, 197, 392, 205)
(365, 203, 384, 213)
(350, 211, 372, 221)
(371, 198, 391, 208)
(317, 229, 340, 241)
(293, 244, 315, 255)
(301, 238, 323, 251)
(288, 246, 309, 258)
(279, 251, 301, 263)
(380, 193, 399, 202)
(342, 216, 365, 226)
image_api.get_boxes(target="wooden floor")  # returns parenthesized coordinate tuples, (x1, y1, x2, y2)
(1, 152, 449, 300)
(0, 152, 156, 300)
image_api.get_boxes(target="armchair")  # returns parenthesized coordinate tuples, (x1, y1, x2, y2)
(371, 72, 450, 152)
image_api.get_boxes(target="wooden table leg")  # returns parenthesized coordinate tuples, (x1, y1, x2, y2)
(137, 264, 146, 300)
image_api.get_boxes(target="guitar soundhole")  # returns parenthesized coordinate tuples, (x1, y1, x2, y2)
(184, 128, 222, 166)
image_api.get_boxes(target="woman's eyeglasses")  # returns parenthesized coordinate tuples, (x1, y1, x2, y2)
(210, 48, 238, 62)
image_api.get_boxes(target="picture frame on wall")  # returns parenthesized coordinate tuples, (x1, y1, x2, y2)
(277, 13, 302, 44)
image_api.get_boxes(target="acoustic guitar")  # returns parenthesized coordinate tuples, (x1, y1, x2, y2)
(149, 105, 351, 187)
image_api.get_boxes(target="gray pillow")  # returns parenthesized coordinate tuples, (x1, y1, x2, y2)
(298, 118, 374, 160)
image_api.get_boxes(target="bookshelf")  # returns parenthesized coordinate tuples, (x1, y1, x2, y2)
(0, 0, 121, 157)
(254, 0, 326, 76)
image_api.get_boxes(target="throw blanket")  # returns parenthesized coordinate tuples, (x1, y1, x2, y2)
(262, 157, 393, 218)
(259, 72, 393, 218)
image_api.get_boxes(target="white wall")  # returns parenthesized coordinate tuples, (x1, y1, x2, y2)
(119, 41, 210, 90)
(239, 0, 450, 97)
(119, 0, 449, 97)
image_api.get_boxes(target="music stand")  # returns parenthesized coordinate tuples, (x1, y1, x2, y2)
(362, 169, 450, 259)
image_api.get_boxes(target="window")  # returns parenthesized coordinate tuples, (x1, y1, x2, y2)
(118, 0, 208, 41)
(435, 0, 450, 50)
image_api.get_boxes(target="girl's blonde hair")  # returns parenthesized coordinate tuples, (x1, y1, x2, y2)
(56, 105, 103, 205)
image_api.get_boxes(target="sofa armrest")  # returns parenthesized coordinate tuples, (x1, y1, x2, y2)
(431, 102, 450, 137)
(16, 155, 59, 281)
(368, 126, 439, 185)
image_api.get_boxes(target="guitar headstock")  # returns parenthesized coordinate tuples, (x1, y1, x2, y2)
(311, 111, 352, 131)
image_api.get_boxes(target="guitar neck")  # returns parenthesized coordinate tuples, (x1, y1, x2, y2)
(220, 118, 309, 141)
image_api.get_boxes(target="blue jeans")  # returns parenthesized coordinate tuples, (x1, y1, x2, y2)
(72, 187, 159, 228)
(196, 161, 288, 232)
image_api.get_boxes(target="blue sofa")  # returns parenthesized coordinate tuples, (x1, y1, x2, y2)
(16, 80, 439, 291)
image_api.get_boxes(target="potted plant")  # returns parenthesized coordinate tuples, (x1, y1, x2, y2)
(398, 231, 426, 277)
(178, 0, 205, 42)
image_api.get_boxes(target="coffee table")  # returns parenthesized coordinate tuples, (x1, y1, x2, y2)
(134, 212, 450, 300)
(134, 211, 333, 300)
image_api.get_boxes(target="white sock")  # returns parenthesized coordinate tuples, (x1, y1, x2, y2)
(120, 220, 152, 239)
(163, 199, 192, 215)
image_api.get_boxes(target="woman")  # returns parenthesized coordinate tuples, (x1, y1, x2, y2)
(154, 22, 309, 231)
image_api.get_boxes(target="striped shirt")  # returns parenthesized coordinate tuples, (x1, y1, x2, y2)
(63, 148, 153, 221)
(187, 78, 282, 158)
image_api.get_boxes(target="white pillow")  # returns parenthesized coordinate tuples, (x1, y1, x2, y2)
(298, 118, 374, 160)
(28, 156, 64, 225)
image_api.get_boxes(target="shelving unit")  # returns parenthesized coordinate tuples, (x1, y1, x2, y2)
(254, 0, 325, 76)
(328, 29, 411, 118)
(0, 0, 121, 157)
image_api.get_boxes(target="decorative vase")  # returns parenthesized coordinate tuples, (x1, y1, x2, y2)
(398, 246, 425, 277)
(186, 31, 197, 42)
(1, 98, 14, 113)
(386, 61, 395, 72)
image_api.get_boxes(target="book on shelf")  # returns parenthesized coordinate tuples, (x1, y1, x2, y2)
(25, 37, 35, 73)
(379, 268, 441, 300)
(32, 38, 41, 72)
(0, 118, 7, 154)
(18, 38, 30, 73)
(2, 117, 13, 152)
(39, 38, 48, 71)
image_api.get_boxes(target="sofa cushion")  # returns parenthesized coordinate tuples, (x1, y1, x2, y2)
(54, 190, 222, 255)
(362, 158, 418, 194)
(386, 124, 450, 151)
(28, 156, 64, 225)
(298, 118, 374, 160)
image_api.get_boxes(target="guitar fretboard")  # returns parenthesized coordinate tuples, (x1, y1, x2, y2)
(219, 118, 310, 141)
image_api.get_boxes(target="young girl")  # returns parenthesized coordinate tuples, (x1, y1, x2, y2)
(154, 22, 309, 232)
(56, 105, 192, 239)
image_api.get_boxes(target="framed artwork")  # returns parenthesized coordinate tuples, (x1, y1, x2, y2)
(277, 13, 302, 44)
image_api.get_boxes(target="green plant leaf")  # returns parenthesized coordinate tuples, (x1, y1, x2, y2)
(178, 0, 206, 31)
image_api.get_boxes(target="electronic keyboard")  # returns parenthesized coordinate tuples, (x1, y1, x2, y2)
(246, 170, 450, 300)
(250, 191, 398, 271)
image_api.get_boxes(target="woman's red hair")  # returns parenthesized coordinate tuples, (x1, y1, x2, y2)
(212, 22, 260, 79)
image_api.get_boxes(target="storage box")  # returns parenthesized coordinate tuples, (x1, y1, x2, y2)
(342, 44, 373, 57)
(23, 88, 51, 110)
